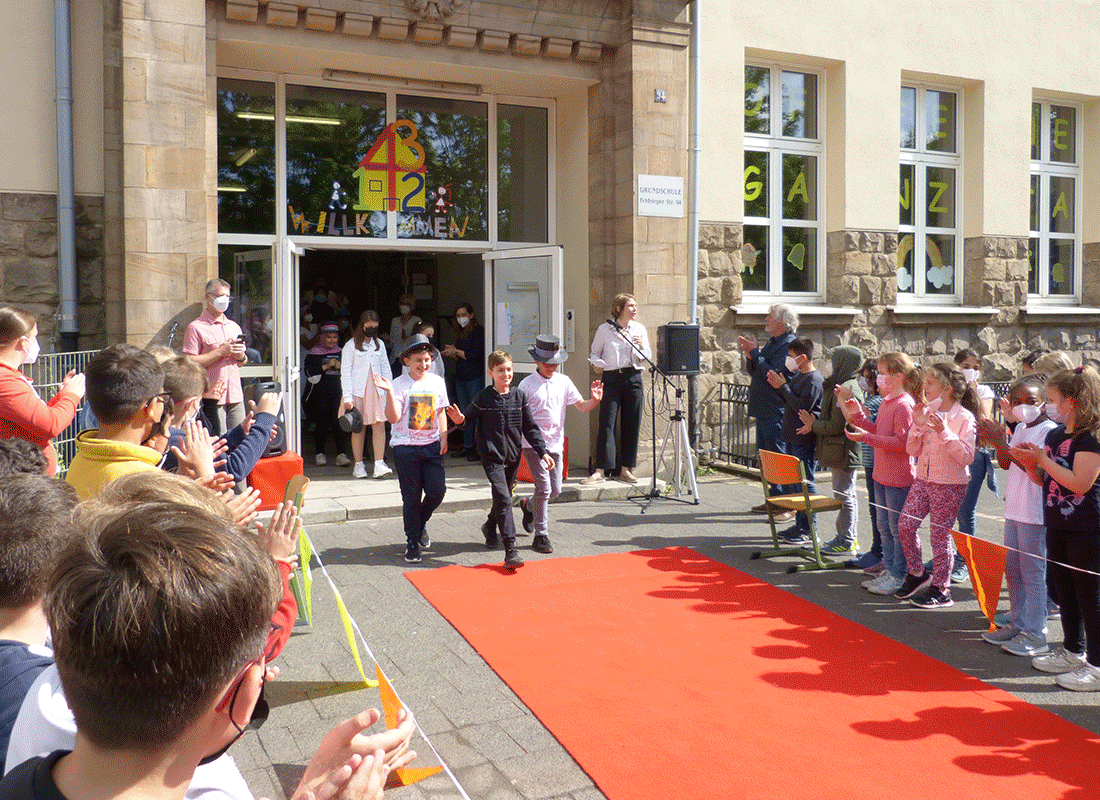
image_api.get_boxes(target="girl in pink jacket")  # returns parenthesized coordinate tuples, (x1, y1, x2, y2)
(895, 362, 978, 608)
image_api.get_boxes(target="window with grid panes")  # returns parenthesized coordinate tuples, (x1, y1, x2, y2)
(743, 65, 822, 296)
(899, 85, 960, 301)
(1029, 102, 1080, 300)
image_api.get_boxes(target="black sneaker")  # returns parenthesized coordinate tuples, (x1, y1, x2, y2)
(909, 585, 953, 608)
(419, 529, 431, 550)
(777, 526, 810, 546)
(404, 543, 421, 564)
(520, 498, 535, 533)
(532, 535, 554, 554)
(894, 570, 931, 599)
(466, 449, 480, 462)
(450, 447, 468, 459)
(482, 518, 499, 549)
(504, 547, 525, 570)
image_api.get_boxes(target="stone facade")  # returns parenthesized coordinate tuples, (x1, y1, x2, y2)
(694, 224, 1100, 462)
(0, 192, 105, 351)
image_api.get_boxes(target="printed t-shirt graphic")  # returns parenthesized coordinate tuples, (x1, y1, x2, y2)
(409, 392, 436, 431)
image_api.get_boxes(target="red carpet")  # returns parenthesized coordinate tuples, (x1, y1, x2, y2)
(407, 547, 1100, 799)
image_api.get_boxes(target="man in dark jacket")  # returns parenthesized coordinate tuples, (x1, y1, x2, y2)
(738, 303, 798, 507)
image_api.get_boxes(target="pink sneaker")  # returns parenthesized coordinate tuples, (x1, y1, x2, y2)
(862, 560, 886, 575)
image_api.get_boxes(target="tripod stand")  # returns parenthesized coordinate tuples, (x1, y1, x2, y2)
(633, 369, 700, 513)
(604, 320, 700, 513)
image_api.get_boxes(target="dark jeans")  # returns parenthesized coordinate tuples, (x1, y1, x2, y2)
(596, 368, 643, 472)
(484, 460, 520, 545)
(393, 443, 447, 544)
(865, 467, 883, 558)
(754, 411, 784, 494)
(1047, 528, 1100, 666)
(310, 388, 346, 458)
(455, 378, 483, 450)
(957, 448, 998, 535)
(785, 441, 817, 533)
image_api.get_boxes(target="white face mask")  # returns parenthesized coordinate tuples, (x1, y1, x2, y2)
(784, 355, 799, 373)
(456, 315, 470, 328)
(857, 376, 870, 393)
(400, 305, 412, 315)
(1045, 402, 1068, 424)
(211, 295, 230, 313)
(961, 368, 980, 383)
(22, 337, 39, 365)
(1013, 404, 1041, 425)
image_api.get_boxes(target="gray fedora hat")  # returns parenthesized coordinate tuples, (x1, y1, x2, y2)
(400, 333, 440, 362)
(528, 333, 568, 365)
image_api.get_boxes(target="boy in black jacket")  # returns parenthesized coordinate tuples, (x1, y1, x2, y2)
(447, 350, 554, 570)
(766, 337, 824, 544)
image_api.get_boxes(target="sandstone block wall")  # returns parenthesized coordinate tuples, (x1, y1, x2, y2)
(696, 220, 1100, 462)
(0, 192, 105, 351)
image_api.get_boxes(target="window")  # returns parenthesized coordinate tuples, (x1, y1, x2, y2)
(217, 79, 276, 235)
(1029, 101, 1080, 300)
(899, 85, 960, 301)
(743, 65, 822, 295)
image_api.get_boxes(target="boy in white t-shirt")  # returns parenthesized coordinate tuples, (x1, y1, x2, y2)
(977, 374, 1058, 656)
(374, 334, 450, 564)
(516, 335, 602, 555)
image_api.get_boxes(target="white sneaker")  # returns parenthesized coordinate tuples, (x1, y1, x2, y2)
(315, 453, 327, 466)
(352, 461, 367, 479)
(860, 573, 888, 590)
(1055, 662, 1100, 691)
(1032, 646, 1087, 674)
(335, 453, 351, 467)
(373, 461, 392, 479)
(867, 573, 904, 596)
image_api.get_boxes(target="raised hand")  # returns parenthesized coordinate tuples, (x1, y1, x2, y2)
(445, 404, 465, 425)
(590, 380, 603, 402)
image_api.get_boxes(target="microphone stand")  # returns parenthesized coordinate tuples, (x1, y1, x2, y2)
(604, 319, 699, 514)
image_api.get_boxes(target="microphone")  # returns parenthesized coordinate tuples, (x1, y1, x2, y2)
(607, 318, 623, 330)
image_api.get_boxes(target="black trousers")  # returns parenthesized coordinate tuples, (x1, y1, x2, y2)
(484, 460, 520, 545)
(1047, 528, 1100, 665)
(596, 368, 643, 472)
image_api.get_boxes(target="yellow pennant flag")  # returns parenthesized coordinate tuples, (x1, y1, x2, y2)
(376, 665, 444, 786)
(299, 530, 314, 624)
(952, 530, 1007, 631)
(328, 580, 378, 688)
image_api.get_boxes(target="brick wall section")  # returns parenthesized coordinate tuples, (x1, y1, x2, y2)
(0, 192, 105, 351)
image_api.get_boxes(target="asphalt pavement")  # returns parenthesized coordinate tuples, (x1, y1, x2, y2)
(232, 465, 1098, 800)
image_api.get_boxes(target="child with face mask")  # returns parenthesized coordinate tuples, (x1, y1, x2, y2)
(977, 375, 1057, 656)
(765, 337, 824, 544)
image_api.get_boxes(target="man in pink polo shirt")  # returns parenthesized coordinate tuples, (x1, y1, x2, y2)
(182, 278, 247, 435)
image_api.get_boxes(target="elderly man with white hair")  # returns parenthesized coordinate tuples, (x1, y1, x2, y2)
(738, 303, 798, 511)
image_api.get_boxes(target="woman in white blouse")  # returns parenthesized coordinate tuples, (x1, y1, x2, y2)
(340, 310, 393, 479)
(585, 293, 651, 484)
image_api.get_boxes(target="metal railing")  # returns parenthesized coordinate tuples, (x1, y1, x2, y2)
(714, 381, 1011, 471)
(24, 349, 98, 476)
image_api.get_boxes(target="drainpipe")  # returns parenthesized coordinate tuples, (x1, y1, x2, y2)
(54, 0, 79, 352)
(686, 0, 701, 453)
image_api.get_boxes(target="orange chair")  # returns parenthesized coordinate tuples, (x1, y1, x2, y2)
(750, 449, 847, 573)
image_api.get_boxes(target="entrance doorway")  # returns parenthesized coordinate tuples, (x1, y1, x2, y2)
(297, 249, 484, 471)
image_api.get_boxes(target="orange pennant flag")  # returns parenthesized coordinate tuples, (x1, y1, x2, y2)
(952, 530, 1007, 631)
(376, 664, 444, 785)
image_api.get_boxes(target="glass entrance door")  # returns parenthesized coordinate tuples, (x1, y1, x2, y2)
(483, 246, 564, 367)
(273, 239, 304, 454)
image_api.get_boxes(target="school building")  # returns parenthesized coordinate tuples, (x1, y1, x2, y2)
(4, 1, 1100, 465)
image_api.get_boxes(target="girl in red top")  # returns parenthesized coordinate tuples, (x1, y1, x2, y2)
(0, 307, 85, 475)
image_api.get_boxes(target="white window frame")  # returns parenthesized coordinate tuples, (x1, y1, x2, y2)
(898, 82, 963, 305)
(743, 62, 825, 301)
(1029, 99, 1082, 305)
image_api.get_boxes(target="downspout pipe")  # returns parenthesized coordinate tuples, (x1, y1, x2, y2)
(54, 0, 79, 352)
(687, 0, 701, 453)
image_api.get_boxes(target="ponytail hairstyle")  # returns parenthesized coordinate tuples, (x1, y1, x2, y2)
(928, 361, 981, 419)
(353, 310, 382, 352)
(1047, 366, 1100, 438)
(905, 362, 925, 405)
(0, 307, 36, 348)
